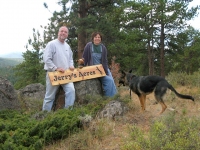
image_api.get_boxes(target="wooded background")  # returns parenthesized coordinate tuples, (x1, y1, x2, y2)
(1, 0, 200, 89)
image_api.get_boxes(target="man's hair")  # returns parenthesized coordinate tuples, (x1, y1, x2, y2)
(59, 26, 68, 32)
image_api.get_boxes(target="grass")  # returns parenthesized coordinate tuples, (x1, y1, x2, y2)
(1, 72, 200, 150)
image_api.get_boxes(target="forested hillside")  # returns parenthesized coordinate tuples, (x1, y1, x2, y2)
(2, 0, 200, 89)
(0, 58, 23, 84)
(0, 58, 23, 67)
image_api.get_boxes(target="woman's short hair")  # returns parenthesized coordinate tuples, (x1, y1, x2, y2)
(91, 32, 103, 41)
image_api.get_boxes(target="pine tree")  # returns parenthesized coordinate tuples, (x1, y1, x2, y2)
(14, 29, 45, 89)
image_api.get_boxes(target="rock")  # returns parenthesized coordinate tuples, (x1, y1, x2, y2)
(18, 83, 45, 110)
(97, 100, 128, 120)
(74, 78, 103, 104)
(78, 114, 93, 127)
(52, 78, 103, 110)
(0, 77, 20, 110)
(18, 83, 45, 99)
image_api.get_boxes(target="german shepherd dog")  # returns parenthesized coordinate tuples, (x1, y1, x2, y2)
(118, 71, 126, 87)
(119, 69, 194, 114)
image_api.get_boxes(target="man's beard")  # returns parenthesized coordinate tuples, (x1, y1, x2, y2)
(59, 35, 67, 41)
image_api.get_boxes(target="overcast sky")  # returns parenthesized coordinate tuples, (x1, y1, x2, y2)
(0, 0, 60, 55)
(0, 0, 199, 56)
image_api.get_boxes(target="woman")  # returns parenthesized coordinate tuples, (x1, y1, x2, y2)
(82, 32, 117, 97)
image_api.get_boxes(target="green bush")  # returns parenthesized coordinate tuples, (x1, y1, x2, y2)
(0, 95, 112, 150)
(167, 70, 200, 87)
(0, 109, 81, 149)
(122, 113, 200, 150)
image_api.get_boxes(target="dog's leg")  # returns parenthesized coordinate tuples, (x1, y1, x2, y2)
(159, 101, 167, 114)
(138, 95, 146, 112)
(143, 95, 146, 111)
(154, 83, 168, 114)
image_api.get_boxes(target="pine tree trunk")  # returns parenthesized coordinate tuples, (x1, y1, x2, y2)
(77, 0, 88, 59)
(160, 23, 165, 77)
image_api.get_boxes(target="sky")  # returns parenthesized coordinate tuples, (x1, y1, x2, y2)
(0, 0, 200, 56)
(0, 0, 60, 56)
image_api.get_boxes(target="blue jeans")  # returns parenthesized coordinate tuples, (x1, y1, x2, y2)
(43, 73, 75, 111)
(99, 69, 117, 97)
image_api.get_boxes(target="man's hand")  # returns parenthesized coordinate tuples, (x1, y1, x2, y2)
(56, 66, 74, 73)
(56, 68, 65, 73)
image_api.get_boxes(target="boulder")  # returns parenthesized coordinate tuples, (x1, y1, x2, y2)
(74, 78, 103, 103)
(0, 77, 20, 110)
(78, 100, 128, 127)
(18, 83, 45, 110)
(52, 78, 103, 110)
(97, 100, 128, 120)
(18, 83, 45, 100)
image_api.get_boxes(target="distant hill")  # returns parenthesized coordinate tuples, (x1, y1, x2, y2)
(0, 52, 23, 58)
(0, 57, 23, 85)
(0, 58, 23, 67)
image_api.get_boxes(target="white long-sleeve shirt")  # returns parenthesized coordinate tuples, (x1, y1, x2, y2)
(43, 39, 74, 71)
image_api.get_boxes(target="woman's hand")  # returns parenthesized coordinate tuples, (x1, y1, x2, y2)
(69, 66, 75, 71)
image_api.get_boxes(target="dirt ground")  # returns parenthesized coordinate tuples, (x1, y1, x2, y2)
(44, 86, 200, 150)
(98, 86, 200, 150)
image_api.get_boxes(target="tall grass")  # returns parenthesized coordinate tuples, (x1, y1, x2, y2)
(121, 112, 200, 150)
(1, 71, 200, 149)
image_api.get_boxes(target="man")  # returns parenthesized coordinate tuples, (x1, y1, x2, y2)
(43, 26, 75, 111)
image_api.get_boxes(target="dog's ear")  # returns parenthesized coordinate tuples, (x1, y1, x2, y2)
(128, 69, 133, 73)
(121, 70, 126, 75)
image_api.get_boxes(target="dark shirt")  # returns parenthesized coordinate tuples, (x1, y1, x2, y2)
(82, 42, 109, 75)
(93, 44, 101, 53)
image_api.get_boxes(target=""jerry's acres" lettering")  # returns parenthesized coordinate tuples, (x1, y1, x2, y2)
(53, 71, 96, 81)
(48, 65, 106, 86)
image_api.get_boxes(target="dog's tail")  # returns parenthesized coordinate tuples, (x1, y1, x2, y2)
(168, 84, 194, 101)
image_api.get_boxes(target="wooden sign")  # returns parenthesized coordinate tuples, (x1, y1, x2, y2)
(48, 64, 106, 86)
